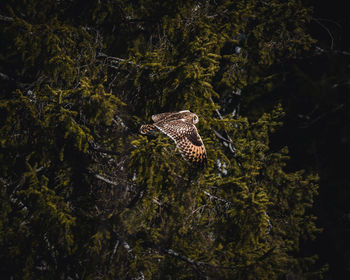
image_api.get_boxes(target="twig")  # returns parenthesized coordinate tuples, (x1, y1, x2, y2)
(164, 248, 240, 272)
(165, 248, 205, 277)
(89, 146, 121, 156)
(93, 173, 120, 186)
(203, 190, 231, 206)
(312, 18, 335, 50)
(315, 46, 350, 56)
(113, 115, 128, 130)
(111, 230, 132, 253)
(299, 104, 344, 128)
(0, 72, 28, 89)
(213, 129, 231, 143)
(97, 52, 140, 68)
(90, 170, 135, 189)
(0, 15, 14, 22)
(210, 97, 237, 155)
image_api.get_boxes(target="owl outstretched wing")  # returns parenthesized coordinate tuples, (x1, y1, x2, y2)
(155, 120, 206, 163)
(151, 112, 175, 122)
(151, 110, 190, 122)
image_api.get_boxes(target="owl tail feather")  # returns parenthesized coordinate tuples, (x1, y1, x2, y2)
(140, 124, 156, 134)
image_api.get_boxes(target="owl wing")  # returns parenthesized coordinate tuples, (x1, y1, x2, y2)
(151, 110, 190, 122)
(151, 112, 175, 122)
(155, 120, 206, 164)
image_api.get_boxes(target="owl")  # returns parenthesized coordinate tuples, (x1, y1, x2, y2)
(140, 110, 207, 164)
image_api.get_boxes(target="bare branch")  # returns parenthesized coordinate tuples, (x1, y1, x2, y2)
(0, 72, 28, 89)
(89, 146, 121, 156)
(203, 190, 231, 206)
(164, 248, 241, 273)
(97, 52, 140, 68)
(165, 249, 205, 268)
(213, 129, 231, 143)
(299, 104, 344, 128)
(91, 171, 126, 187)
(0, 72, 10, 80)
(0, 15, 14, 22)
(210, 97, 237, 155)
(315, 46, 350, 56)
(111, 230, 132, 253)
(312, 18, 334, 49)
(94, 173, 120, 186)
(113, 115, 129, 130)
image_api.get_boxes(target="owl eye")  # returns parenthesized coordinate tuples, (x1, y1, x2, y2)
(193, 115, 199, 123)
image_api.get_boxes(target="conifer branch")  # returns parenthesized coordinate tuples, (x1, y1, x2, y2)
(165, 246, 276, 273)
(126, 187, 146, 208)
(89, 140, 135, 156)
(4, 166, 45, 194)
(210, 97, 237, 155)
(109, 227, 145, 279)
(164, 248, 242, 273)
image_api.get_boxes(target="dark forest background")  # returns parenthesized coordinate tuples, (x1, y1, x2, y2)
(271, 1, 350, 279)
(1, 0, 349, 279)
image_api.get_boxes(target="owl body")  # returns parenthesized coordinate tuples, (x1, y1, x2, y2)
(140, 110, 206, 164)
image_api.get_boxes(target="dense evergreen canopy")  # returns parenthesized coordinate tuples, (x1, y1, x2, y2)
(1, 0, 340, 279)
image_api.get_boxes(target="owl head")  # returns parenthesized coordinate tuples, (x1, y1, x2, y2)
(179, 111, 199, 124)
(192, 113, 199, 124)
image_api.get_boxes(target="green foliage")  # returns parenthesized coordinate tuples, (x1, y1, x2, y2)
(0, 0, 322, 279)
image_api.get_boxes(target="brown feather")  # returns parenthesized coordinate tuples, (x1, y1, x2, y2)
(140, 111, 206, 164)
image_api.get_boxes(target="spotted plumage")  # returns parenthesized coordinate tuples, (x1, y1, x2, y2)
(140, 110, 207, 164)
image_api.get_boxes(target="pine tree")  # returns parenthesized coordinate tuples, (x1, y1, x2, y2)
(0, 0, 324, 279)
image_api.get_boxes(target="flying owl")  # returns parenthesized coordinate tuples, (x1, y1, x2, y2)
(140, 110, 207, 164)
